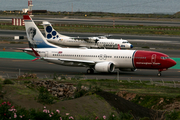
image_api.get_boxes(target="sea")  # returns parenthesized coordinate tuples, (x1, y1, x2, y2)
(0, 0, 180, 14)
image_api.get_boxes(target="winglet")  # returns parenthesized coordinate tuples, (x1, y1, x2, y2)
(118, 44, 121, 50)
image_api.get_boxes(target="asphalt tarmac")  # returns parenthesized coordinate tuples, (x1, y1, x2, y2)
(0, 58, 179, 81)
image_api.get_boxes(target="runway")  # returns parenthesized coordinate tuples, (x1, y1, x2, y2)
(0, 58, 179, 81)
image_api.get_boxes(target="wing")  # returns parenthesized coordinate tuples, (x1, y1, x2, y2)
(23, 48, 97, 66)
(43, 57, 95, 64)
(72, 37, 91, 41)
(17, 48, 33, 52)
(39, 57, 96, 67)
(97, 35, 111, 39)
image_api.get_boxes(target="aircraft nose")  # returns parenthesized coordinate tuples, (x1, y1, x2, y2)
(130, 45, 133, 48)
(169, 59, 176, 67)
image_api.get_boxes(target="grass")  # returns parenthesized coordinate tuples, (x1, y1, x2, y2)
(1, 22, 180, 36)
(12, 83, 38, 96)
(51, 24, 180, 36)
(1, 10, 180, 19)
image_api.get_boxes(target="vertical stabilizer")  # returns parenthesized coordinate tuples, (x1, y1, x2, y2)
(42, 21, 69, 39)
(23, 15, 60, 48)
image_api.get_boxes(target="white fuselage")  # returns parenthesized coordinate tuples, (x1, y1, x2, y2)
(30, 48, 135, 69)
(47, 37, 132, 49)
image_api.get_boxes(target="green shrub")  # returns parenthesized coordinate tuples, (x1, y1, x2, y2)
(24, 80, 31, 84)
(118, 111, 134, 120)
(74, 82, 87, 98)
(140, 117, 150, 120)
(74, 82, 94, 98)
(3, 79, 14, 84)
(0, 84, 2, 91)
(132, 95, 160, 109)
(165, 111, 180, 120)
(37, 87, 55, 104)
(0, 100, 62, 119)
(0, 101, 13, 119)
(94, 85, 102, 92)
(29, 109, 61, 120)
(74, 89, 87, 98)
(107, 112, 118, 120)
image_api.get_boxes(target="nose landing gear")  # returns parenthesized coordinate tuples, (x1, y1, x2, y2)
(157, 68, 167, 77)
(157, 72, 161, 77)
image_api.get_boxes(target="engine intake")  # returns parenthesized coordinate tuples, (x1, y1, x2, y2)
(95, 62, 115, 73)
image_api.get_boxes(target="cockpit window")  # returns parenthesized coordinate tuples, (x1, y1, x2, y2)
(161, 56, 170, 59)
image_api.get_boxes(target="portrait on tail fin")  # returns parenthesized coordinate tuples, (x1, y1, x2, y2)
(27, 27, 37, 48)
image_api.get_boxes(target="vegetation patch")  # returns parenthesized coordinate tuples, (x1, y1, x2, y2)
(36, 87, 56, 104)
(3, 79, 14, 84)
(0, 78, 180, 119)
(131, 95, 174, 109)
(1, 21, 180, 36)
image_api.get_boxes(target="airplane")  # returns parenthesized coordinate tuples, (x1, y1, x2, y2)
(41, 21, 133, 49)
(22, 15, 176, 76)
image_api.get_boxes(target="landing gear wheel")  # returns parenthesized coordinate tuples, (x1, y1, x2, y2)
(87, 69, 94, 74)
(157, 72, 161, 77)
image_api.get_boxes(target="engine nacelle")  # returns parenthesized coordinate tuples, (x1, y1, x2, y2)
(95, 62, 115, 73)
(119, 68, 137, 72)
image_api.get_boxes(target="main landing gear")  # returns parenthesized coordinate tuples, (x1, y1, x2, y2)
(87, 68, 94, 74)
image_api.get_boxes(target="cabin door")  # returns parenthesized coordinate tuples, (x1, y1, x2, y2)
(151, 54, 156, 67)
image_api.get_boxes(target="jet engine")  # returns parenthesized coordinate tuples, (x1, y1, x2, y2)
(119, 68, 137, 72)
(95, 62, 115, 72)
